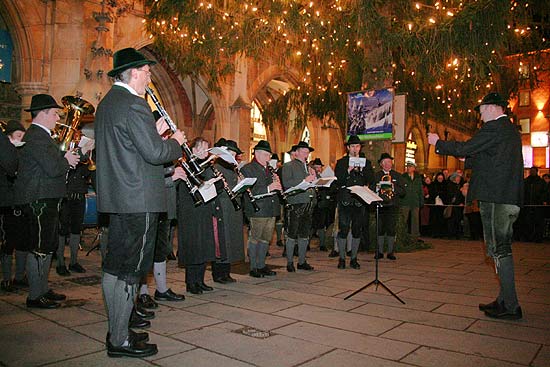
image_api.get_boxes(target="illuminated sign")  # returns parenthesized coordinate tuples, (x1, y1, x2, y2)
(0, 30, 13, 83)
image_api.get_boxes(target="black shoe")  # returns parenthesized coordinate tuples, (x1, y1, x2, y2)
(223, 274, 237, 283)
(319, 246, 328, 252)
(186, 283, 203, 294)
(479, 300, 500, 312)
(276, 240, 284, 247)
(137, 294, 158, 309)
(107, 339, 158, 358)
(328, 250, 338, 258)
(297, 262, 314, 271)
(167, 252, 176, 261)
(337, 259, 345, 269)
(135, 305, 155, 320)
(249, 269, 264, 278)
(346, 250, 352, 257)
(266, 251, 271, 257)
(129, 313, 151, 329)
(12, 277, 29, 289)
(374, 252, 384, 260)
(259, 266, 277, 276)
(286, 263, 296, 272)
(484, 304, 523, 320)
(1, 280, 14, 292)
(198, 282, 213, 291)
(68, 263, 86, 273)
(387, 253, 397, 260)
(350, 258, 361, 269)
(154, 288, 185, 302)
(107, 330, 149, 344)
(26, 296, 60, 309)
(213, 276, 229, 284)
(44, 289, 66, 301)
(56, 265, 70, 276)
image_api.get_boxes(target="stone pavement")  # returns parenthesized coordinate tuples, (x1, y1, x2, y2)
(1, 234, 549, 367)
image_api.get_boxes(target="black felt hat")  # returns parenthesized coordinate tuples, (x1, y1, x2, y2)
(107, 48, 157, 78)
(311, 158, 324, 166)
(4, 120, 26, 134)
(346, 135, 363, 145)
(254, 140, 272, 153)
(224, 139, 243, 155)
(271, 153, 280, 161)
(378, 152, 394, 163)
(214, 138, 227, 148)
(292, 141, 315, 152)
(474, 92, 508, 112)
(24, 94, 63, 112)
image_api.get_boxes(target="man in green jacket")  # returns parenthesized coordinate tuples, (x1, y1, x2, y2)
(400, 162, 424, 238)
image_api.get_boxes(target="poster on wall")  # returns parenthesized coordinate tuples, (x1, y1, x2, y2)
(0, 30, 13, 83)
(347, 88, 394, 141)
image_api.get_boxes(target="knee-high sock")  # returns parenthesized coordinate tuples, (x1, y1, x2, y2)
(41, 254, 52, 295)
(297, 238, 308, 265)
(69, 234, 80, 265)
(26, 254, 43, 300)
(275, 222, 284, 242)
(317, 229, 326, 249)
(139, 283, 149, 296)
(496, 255, 520, 311)
(248, 241, 258, 270)
(337, 237, 346, 259)
(377, 236, 385, 254)
(387, 237, 395, 254)
(14, 250, 28, 281)
(1, 253, 12, 281)
(56, 236, 66, 267)
(109, 280, 136, 347)
(257, 242, 268, 269)
(346, 231, 352, 251)
(102, 272, 117, 336)
(285, 238, 296, 264)
(351, 237, 360, 259)
(154, 261, 168, 293)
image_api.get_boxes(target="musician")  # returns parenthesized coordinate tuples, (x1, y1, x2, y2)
(1, 121, 23, 292)
(14, 94, 80, 309)
(281, 141, 316, 272)
(211, 139, 245, 283)
(373, 153, 405, 260)
(137, 111, 186, 310)
(56, 161, 92, 276)
(176, 137, 218, 293)
(95, 48, 185, 358)
(334, 135, 374, 269)
(241, 140, 281, 277)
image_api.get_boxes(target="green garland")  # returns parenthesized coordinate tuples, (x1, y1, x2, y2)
(145, 0, 550, 132)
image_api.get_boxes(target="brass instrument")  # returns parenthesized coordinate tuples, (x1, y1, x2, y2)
(55, 96, 96, 170)
(376, 174, 394, 203)
(0, 120, 6, 133)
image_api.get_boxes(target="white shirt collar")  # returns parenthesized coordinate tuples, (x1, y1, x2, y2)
(495, 114, 507, 120)
(31, 122, 52, 135)
(114, 81, 139, 96)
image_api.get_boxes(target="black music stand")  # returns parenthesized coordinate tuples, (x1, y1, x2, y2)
(344, 200, 405, 304)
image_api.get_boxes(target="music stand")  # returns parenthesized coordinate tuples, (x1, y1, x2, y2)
(344, 187, 405, 304)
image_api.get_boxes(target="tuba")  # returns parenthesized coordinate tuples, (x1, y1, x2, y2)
(54, 96, 96, 170)
(376, 174, 394, 204)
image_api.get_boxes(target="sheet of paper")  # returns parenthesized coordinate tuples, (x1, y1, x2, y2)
(232, 177, 257, 194)
(313, 176, 336, 187)
(348, 156, 366, 168)
(198, 177, 221, 203)
(208, 146, 238, 165)
(283, 180, 312, 195)
(78, 135, 95, 154)
(348, 185, 382, 204)
(253, 191, 277, 199)
(320, 165, 334, 178)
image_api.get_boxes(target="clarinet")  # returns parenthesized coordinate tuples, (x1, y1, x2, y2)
(211, 164, 242, 211)
(267, 165, 287, 202)
(234, 166, 261, 212)
(145, 87, 203, 205)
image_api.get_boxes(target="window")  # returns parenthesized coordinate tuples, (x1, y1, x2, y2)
(519, 118, 530, 134)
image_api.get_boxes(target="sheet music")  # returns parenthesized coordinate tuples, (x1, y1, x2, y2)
(208, 146, 238, 165)
(348, 185, 382, 204)
(312, 176, 336, 187)
(320, 166, 334, 178)
(253, 191, 277, 199)
(198, 177, 221, 203)
(348, 156, 366, 168)
(78, 135, 95, 154)
(284, 176, 337, 195)
(232, 177, 257, 194)
(268, 159, 278, 170)
(283, 180, 312, 195)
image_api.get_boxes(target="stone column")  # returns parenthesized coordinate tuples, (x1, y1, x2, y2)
(13, 82, 49, 127)
(229, 96, 252, 155)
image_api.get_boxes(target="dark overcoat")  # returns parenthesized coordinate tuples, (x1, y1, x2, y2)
(435, 116, 523, 206)
(94, 85, 181, 213)
(240, 159, 280, 218)
(0, 132, 18, 207)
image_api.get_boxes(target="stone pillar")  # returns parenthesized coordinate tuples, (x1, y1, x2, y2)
(229, 96, 252, 155)
(13, 82, 49, 127)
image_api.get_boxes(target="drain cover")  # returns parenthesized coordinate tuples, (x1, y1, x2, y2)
(67, 275, 102, 286)
(235, 327, 272, 339)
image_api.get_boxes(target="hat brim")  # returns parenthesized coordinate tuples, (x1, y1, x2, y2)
(107, 60, 157, 77)
(24, 103, 63, 112)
